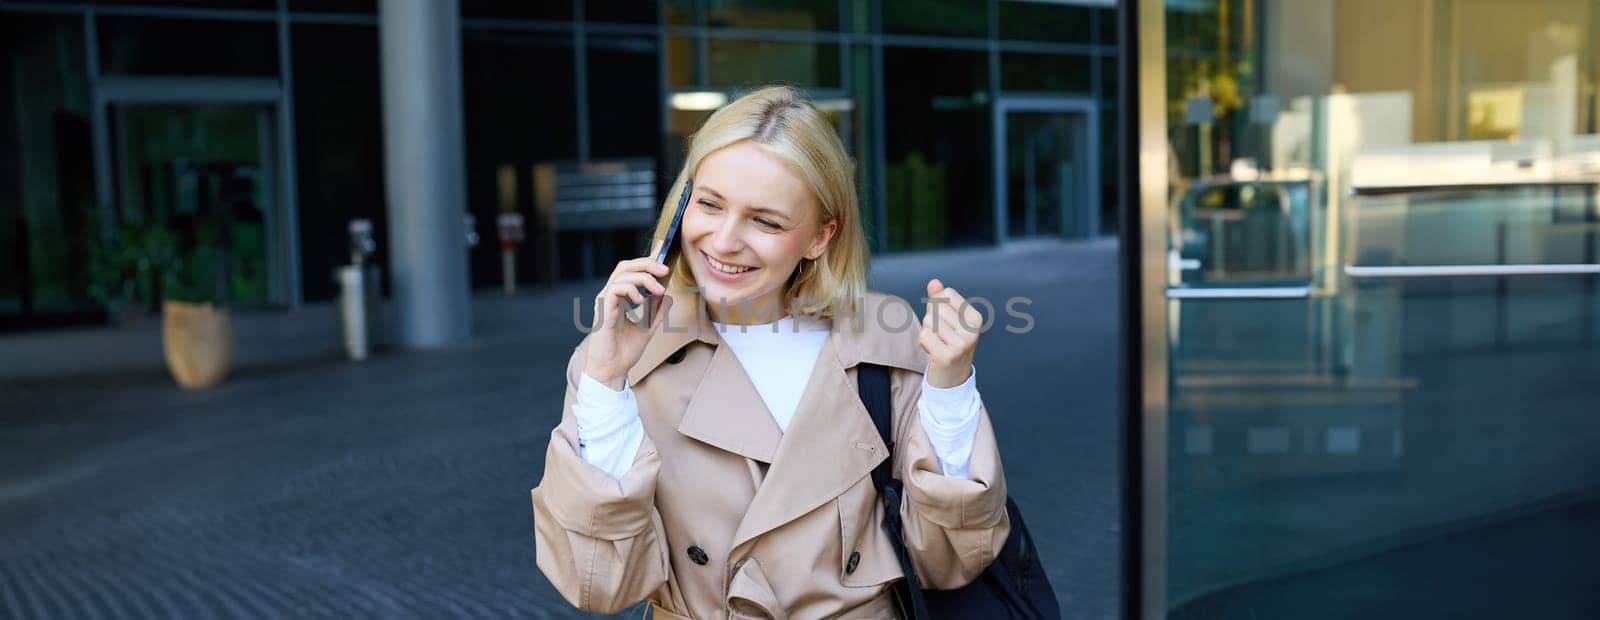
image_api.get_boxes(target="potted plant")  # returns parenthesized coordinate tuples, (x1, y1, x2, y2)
(159, 223, 232, 390)
(89, 217, 233, 389)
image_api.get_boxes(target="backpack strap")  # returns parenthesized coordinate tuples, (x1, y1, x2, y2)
(857, 363, 930, 620)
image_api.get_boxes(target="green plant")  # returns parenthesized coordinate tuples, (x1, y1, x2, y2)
(87, 214, 227, 312)
(87, 216, 175, 313)
(162, 224, 226, 305)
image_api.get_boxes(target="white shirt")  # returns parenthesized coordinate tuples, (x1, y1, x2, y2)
(573, 317, 983, 480)
(713, 315, 832, 432)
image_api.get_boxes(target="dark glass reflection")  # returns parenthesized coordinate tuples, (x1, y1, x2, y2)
(883, 46, 992, 249)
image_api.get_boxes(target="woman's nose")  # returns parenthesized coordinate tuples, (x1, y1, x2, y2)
(709, 219, 743, 255)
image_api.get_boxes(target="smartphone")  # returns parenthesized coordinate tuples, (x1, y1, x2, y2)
(654, 178, 692, 267)
(637, 178, 692, 325)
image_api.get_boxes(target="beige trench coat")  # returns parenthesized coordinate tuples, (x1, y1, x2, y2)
(531, 289, 1010, 619)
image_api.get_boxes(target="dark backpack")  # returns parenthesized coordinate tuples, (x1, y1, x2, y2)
(857, 363, 1062, 620)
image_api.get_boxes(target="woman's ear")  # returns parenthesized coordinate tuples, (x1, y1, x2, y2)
(806, 220, 837, 260)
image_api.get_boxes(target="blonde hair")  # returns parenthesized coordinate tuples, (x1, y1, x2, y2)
(651, 85, 868, 318)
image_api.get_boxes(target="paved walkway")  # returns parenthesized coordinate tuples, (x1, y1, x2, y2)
(0, 239, 1124, 619)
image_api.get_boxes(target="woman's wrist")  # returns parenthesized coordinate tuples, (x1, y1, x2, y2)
(924, 361, 973, 389)
(582, 363, 626, 391)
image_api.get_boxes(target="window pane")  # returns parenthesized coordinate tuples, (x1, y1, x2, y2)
(1001, 52, 1092, 93)
(96, 0, 276, 9)
(666, 35, 698, 88)
(883, 47, 991, 249)
(291, 24, 384, 303)
(849, 44, 879, 249)
(707, 39, 839, 89)
(882, 0, 987, 38)
(461, 29, 577, 290)
(0, 14, 96, 322)
(666, 0, 697, 25)
(705, 0, 840, 31)
(588, 36, 662, 160)
(1096, 6, 1115, 46)
(98, 17, 278, 76)
(460, 0, 572, 21)
(998, 0, 1092, 44)
(289, 0, 375, 12)
(587, 0, 659, 23)
(1161, 0, 1600, 616)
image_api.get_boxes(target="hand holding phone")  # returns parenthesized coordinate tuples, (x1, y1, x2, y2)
(635, 178, 692, 326)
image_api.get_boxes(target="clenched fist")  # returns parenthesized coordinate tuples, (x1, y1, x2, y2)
(918, 279, 980, 388)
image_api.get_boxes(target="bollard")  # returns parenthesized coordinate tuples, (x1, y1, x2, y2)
(339, 219, 381, 361)
(497, 212, 525, 296)
(337, 265, 371, 360)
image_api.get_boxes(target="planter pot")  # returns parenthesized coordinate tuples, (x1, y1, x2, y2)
(162, 300, 233, 389)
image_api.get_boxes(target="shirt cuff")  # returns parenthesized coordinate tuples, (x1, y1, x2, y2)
(918, 365, 982, 480)
(575, 372, 645, 479)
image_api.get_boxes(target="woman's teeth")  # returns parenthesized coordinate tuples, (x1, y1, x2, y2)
(707, 254, 753, 274)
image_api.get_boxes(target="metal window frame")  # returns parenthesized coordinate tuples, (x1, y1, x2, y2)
(1123, 0, 1169, 618)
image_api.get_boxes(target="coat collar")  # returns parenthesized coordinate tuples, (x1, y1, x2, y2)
(625, 287, 929, 551)
(626, 286, 927, 386)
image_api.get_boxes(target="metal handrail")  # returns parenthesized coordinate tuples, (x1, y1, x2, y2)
(1165, 286, 1311, 299)
(1344, 264, 1600, 278)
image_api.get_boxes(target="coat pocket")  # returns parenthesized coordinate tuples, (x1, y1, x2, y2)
(835, 475, 905, 588)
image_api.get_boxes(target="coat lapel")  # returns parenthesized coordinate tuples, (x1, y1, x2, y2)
(628, 286, 784, 464)
(627, 289, 930, 552)
(675, 343, 784, 464)
(731, 335, 889, 552)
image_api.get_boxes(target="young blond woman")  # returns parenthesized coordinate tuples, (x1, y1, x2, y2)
(532, 85, 1009, 619)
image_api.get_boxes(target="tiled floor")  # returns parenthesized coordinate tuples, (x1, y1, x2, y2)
(0, 239, 1124, 619)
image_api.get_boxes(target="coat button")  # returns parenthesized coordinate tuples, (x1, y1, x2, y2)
(665, 348, 687, 364)
(846, 551, 860, 575)
(687, 545, 709, 565)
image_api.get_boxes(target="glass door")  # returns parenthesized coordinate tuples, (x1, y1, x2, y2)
(996, 99, 1100, 242)
(1142, 0, 1600, 617)
(1007, 112, 1080, 238)
(109, 103, 278, 307)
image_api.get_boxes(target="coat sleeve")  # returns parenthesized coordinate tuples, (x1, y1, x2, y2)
(890, 367, 1011, 590)
(530, 343, 671, 613)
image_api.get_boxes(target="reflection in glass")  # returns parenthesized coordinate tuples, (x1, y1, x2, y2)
(1161, 0, 1600, 616)
(459, 0, 572, 20)
(707, 39, 840, 89)
(881, 0, 987, 38)
(666, 36, 698, 89)
(588, 36, 662, 160)
(998, 1, 1094, 43)
(0, 14, 95, 324)
(462, 29, 577, 290)
(1005, 112, 1092, 239)
(883, 47, 991, 249)
(288, 0, 374, 12)
(706, 0, 840, 31)
(1002, 52, 1093, 93)
(97, 17, 278, 76)
(585, 1, 658, 23)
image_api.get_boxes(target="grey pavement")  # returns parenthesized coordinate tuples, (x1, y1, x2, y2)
(0, 239, 1123, 619)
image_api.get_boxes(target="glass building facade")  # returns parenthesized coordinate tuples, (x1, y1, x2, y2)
(1137, 0, 1600, 617)
(0, 0, 1118, 330)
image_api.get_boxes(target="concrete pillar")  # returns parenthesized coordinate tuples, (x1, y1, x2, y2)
(379, 0, 471, 347)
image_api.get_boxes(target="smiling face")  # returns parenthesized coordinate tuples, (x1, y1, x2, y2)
(680, 140, 836, 324)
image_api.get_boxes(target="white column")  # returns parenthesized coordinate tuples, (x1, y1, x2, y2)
(379, 0, 471, 347)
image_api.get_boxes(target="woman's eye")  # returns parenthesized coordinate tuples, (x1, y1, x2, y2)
(697, 199, 722, 211)
(754, 218, 783, 231)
